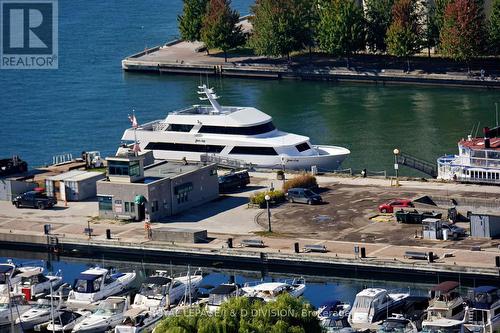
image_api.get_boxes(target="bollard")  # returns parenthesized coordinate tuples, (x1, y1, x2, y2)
(354, 245, 360, 259)
(360, 247, 366, 259)
(294, 242, 300, 253)
(106, 229, 111, 240)
(227, 238, 233, 249)
(428, 251, 434, 263)
(496, 256, 500, 268)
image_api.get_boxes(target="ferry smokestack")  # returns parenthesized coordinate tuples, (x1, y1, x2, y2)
(484, 138, 491, 148)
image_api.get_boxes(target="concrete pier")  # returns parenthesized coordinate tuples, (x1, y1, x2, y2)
(122, 20, 500, 89)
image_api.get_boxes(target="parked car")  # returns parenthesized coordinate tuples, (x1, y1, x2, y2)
(378, 199, 413, 213)
(218, 170, 250, 193)
(286, 188, 322, 205)
(442, 223, 467, 239)
(12, 191, 57, 209)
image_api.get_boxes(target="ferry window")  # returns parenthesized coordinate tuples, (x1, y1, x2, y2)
(229, 146, 278, 155)
(167, 124, 194, 132)
(199, 122, 275, 135)
(296, 142, 311, 152)
(145, 142, 224, 153)
(129, 161, 141, 177)
(98, 196, 112, 211)
(108, 160, 129, 176)
(471, 150, 486, 158)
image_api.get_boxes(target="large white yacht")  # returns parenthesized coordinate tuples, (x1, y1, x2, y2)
(121, 85, 350, 171)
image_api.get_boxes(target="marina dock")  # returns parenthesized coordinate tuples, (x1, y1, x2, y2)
(1, 174, 499, 286)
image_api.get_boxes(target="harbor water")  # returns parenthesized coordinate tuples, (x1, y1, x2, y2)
(0, 0, 498, 175)
(1, 250, 436, 310)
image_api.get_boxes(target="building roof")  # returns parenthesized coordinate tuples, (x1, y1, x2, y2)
(63, 171, 105, 182)
(144, 160, 211, 180)
(46, 170, 87, 181)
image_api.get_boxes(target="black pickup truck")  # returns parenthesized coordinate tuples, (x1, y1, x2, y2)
(12, 191, 57, 209)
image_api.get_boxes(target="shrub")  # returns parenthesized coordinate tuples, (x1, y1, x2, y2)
(283, 174, 317, 192)
(249, 190, 285, 207)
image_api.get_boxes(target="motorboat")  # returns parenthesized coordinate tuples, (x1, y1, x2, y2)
(41, 309, 91, 333)
(347, 288, 410, 331)
(206, 283, 244, 313)
(465, 286, 500, 333)
(16, 268, 63, 300)
(73, 296, 129, 333)
(0, 292, 32, 325)
(120, 85, 350, 171)
(132, 269, 203, 310)
(425, 281, 466, 322)
(377, 314, 418, 333)
(67, 267, 136, 307)
(421, 317, 468, 333)
(0, 261, 43, 293)
(317, 300, 352, 333)
(437, 125, 500, 185)
(241, 279, 306, 302)
(16, 293, 64, 330)
(114, 307, 164, 333)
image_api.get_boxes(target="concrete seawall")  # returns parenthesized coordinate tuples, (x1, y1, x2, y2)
(1, 231, 498, 286)
(122, 56, 500, 89)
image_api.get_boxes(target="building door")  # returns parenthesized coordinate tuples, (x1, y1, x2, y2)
(138, 203, 145, 221)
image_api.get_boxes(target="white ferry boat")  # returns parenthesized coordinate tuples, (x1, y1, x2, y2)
(437, 126, 500, 184)
(121, 85, 350, 171)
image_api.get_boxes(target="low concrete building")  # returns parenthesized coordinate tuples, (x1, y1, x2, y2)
(152, 227, 207, 243)
(469, 213, 500, 239)
(46, 170, 105, 201)
(96, 153, 219, 222)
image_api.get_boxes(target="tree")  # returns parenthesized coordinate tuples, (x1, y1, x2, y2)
(364, 0, 395, 53)
(249, 0, 314, 59)
(385, 0, 423, 72)
(178, 0, 209, 42)
(154, 295, 322, 333)
(200, 0, 246, 62)
(316, 0, 365, 68)
(488, 0, 500, 55)
(439, 0, 486, 69)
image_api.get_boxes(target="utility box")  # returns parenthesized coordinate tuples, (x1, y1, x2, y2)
(422, 218, 443, 240)
(469, 213, 500, 239)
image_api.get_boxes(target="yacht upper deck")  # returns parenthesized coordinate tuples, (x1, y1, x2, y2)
(171, 105, 242, 116)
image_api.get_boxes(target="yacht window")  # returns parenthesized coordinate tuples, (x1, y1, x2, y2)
(451, 304, 464, 317)
(352, 296, 372, 312)
(167, 124, 194, 132)
(199, 122, 275, 135)
(145, 142, 224, 153)
(229, 146, 278, 156)
(104, 274, 115, 286)
(296, 143, 311, 152)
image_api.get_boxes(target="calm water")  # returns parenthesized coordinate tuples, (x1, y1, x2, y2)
(0, 0, 498, 175)
(1, 251, 435, 308)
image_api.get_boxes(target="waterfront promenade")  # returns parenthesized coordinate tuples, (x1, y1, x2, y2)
(122, 20, 500, 89)
(1, 173, 499, 283)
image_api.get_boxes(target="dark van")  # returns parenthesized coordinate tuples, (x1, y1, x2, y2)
(218, 170, 250, 193)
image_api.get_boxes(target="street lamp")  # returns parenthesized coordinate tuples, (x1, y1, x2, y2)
(265, 194, 272, 233)
(393, 148, 400, 186)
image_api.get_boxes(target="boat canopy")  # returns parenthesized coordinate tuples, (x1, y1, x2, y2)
(211, 284, 237, 295)
(143, 276, 171, 286)
(0, 265, 14, 274)
(474, 286, 498, 294)
(431, 281, 459, 293)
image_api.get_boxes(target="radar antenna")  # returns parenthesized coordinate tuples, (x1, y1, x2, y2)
(197, 84, 222, 114)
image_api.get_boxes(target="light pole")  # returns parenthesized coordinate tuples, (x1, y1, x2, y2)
(393, 148, 400, 186)
(265, 194, 272, 233)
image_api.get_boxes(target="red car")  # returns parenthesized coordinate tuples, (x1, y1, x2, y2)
(378, 199, 413, 213)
